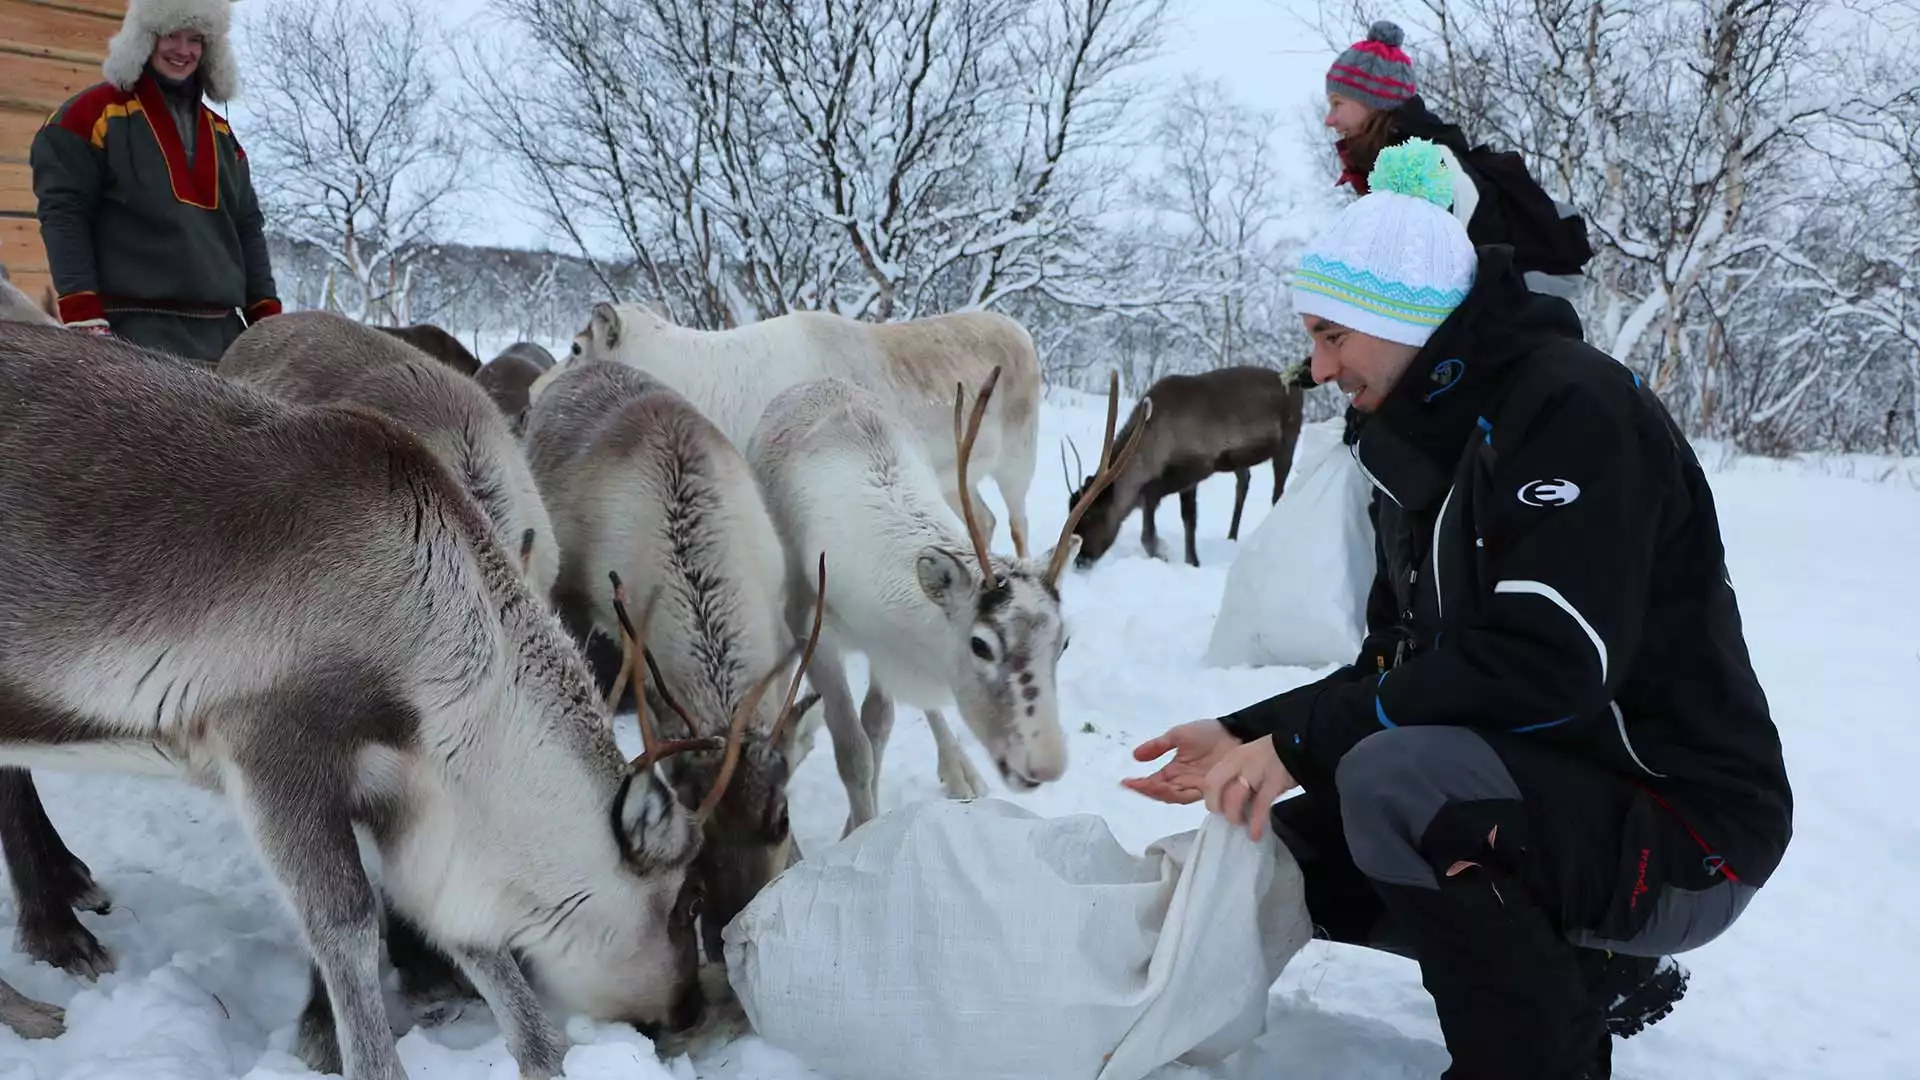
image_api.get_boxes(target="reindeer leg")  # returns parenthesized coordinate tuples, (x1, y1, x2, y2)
(229, 726, 405, 1080)
(0, 975, 63, 1040)
(442, 946, 567, 1080)
(1229, 468, 1250, 540)
(1181, 487, 1200, 567)
(1140, 495, 1163, 560)
(924, 709, 988, 801)
(859, 681, 895, 771)
(808, 638, 876, 837)
(0, 767, 114, 978)
(388, 906, 478, 1021)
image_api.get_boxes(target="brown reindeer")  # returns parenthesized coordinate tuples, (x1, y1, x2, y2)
(475, 341, 555, 428)
(1064, 365, 1303, 569)
(373, 322, 482, 376)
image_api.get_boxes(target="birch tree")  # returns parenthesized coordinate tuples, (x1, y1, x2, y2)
(240, 0, 464, 324)
(459, 0, 1168, 328)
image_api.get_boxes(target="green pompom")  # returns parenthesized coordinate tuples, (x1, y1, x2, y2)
(1367, 138, 1455, 210)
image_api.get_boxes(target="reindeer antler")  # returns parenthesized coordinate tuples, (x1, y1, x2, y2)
(953, 367, 1001, 585)
(609, 573, 724, 774)
(1044, 371, 1153, 586)
(697, 552, 829, 823)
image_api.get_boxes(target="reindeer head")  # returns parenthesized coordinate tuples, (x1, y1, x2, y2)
(571, 300, 674, 363)
(601, 562, 827, 963)
(1059, 393, 1153, 568)
(919, 370, 1148, 790)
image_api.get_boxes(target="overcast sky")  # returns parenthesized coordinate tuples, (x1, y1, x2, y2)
(227, 0, 1348, 252)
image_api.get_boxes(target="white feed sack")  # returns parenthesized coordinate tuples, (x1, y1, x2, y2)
(723, 798, 1312, 1080)
(1204, 435, 1376, 670)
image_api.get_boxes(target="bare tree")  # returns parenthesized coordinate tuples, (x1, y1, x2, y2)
(240, 0, 465, 324)
(456, 0, 1169, 328)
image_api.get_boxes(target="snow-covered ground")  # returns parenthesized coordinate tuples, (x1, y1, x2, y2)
(1, 387, 1914, 1080)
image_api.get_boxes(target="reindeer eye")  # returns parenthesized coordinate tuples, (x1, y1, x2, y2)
(970, 635, 995, 661)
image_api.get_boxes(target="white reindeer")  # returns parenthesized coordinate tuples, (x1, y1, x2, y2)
(0, 321, 825, 1079)
(521, 357, 822, 959)
(747, 368, 1147, 834)
(562, 302, 1044, 560)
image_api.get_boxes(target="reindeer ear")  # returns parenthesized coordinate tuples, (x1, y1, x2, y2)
(916, 547, 974, 609)
(590, 302, 622, 349)
(612, 767, 701, 873)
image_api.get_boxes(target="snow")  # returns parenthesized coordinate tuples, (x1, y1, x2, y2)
(2, 388, 1914, 1080)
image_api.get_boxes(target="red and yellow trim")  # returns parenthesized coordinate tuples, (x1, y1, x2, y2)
(245, 298, 283, 322)
(132, 76, 220, 210)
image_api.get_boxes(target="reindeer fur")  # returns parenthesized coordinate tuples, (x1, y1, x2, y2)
(1067, 366, 1303, 568)
(476, 344, 553, 430)
(0, 323, 712, 1080)
(525, 358, 805, 960)
(0, 270, 100, 1041)
(746, 377, 1083, 835)
(218, 310, 559, 600)
(373, 323, 483, 376)
(567, 303, 1042, 560)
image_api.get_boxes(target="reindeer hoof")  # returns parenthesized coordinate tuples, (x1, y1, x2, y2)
(1, 995, 64, 1040)
(293, 1004, 344, 1077)
(17, 910, 113, 979)
(940, 755, 990, 801)
(413, 1000, 466, 1028)
(47, 855, 111, 915)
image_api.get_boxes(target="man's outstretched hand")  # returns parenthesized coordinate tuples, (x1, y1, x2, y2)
(1123, 719, 1241, 805)
(1124, 719, 1298, 841)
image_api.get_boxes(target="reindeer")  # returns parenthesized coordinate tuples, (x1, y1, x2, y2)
(746, 368, 1146, 834)
(218, 310, 559, 599)
(1064, 366, 1304, 569)
(566, 302, 1043, 561)
(476, 342, 555, 430)
(522, 357, 822, 962)
(0, 321, 824, 1078)
(0, 266, 58, 327)
(0, 269, 80, 1043)
(373, 322, 482, 375)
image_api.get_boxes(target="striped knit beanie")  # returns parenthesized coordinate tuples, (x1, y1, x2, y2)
(1327, 20, 1416, 112)
(1291, 139, 1477, 348)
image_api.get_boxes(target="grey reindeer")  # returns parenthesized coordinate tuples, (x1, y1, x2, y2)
(0, 321, 824, 1079)
(524, 358, 822, 964)
(0, 270, 74, 1042)
(218, 309, 560, 600)
(1064, 365, 1304, 569)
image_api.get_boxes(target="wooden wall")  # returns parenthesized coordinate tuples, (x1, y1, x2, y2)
(0, 0, 128, 304)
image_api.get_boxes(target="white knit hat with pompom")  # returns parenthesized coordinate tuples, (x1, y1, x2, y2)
(1291, 138, 1478, 348)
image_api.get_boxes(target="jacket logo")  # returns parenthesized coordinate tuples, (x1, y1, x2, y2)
(1423, 358, 1465, 402)
(1517, 478, 1581, 506)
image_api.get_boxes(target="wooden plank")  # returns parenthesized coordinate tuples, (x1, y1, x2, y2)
(0, 161, 34, 215)
(1, 107, 51, 165)
(0, 1, 124, 64)
(11, 0, 126, 20)
(0, 52, 103, 117)
(0, 221, 55, 317)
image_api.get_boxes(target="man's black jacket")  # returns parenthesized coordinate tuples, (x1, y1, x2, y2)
(1224, 247, 1792, 888)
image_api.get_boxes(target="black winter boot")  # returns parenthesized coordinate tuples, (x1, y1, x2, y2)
(1593, 952, 1690, 1037)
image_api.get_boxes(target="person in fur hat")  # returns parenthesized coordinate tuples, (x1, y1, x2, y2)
(29, 0, 281, 365)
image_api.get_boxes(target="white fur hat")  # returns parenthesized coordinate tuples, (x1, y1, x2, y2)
(103, 0, 242, 103)
(1291, 138, 1478, 348)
